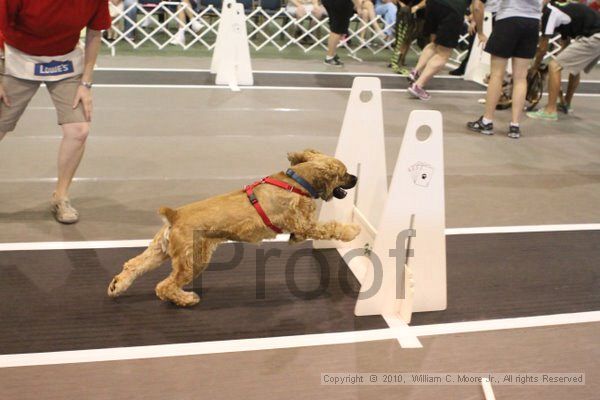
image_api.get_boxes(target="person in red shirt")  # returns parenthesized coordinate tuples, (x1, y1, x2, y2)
(0, 0, 111, 224)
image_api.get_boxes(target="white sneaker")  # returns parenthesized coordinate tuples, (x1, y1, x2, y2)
(190, 20, 203, 33)
(50, 193, 79, 224)
(169, 30, 185, 46)
(140, 18, 152, 28)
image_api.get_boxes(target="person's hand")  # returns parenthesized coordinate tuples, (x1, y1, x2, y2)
(411, 5, 419, 13)
(72, 84, 93, 121)
(468, 21, 477, 35)
(477, 32, 487, 47)
(0, 84, 10, 107)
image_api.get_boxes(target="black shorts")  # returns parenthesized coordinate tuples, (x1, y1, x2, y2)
(423, 0, 464, 49)
(485, 17, 540, 59)
(322, 0, 355, 34)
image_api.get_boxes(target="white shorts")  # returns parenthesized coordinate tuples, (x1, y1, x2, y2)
(286, 4, 327, 17)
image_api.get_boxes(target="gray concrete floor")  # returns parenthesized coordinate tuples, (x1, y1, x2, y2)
(1, 322, 598, 400)
(0, 72, 598, 242)
(0, 55, 598, 400)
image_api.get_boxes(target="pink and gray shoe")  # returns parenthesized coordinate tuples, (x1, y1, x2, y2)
(408, 83, 431, 101)
(407, 68, 420, 83)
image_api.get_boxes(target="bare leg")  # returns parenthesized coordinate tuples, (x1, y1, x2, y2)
(544, 59, 562, 114)
(108, 226, 170, 297)
(296, 5, 307, 18)
(510, 57, 530, 125)
(55, 122, 89, 199)
(175, 0, 196, 27)
(182, 0, 197, 21)
(483, 55, 509, 121)
(359, 8, 369, 40)
(414, 40, 437, 74)
(295, 5, 307, 39)
(367, 4, 384, 36)
(414, 44, 452, 88)
(327, 32, 342, 57)
(176, 4, 186, 27)
(399, 40, 411, 66)
(313, 6, 326, 19)
(564, 73, 580, 106)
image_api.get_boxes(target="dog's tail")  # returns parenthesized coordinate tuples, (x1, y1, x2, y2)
(158, 206, 178, 225)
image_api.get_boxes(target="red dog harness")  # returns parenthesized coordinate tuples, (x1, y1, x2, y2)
(244, 176, 312, 234)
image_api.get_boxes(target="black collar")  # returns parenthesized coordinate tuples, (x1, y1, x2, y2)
(286, 168, 319, 198)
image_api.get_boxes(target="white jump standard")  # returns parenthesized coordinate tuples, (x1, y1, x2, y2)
(316, 77, 447, 325)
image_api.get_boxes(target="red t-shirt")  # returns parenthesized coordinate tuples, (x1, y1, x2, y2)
(0, 0, 111, 56)
(591, 2, 600, 12)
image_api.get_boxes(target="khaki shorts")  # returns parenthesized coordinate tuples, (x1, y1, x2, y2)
(0, 57, 87, 133)
(556, 33, 600, 76)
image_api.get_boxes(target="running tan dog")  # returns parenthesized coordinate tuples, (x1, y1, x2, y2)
(107, 150, 360, 307)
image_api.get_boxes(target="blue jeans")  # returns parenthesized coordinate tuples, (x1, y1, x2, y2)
(375, 1, 397, 36)
(123, 0, 138, 39)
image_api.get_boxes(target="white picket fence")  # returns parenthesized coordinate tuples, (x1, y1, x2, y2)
(104, 1, 562, 65)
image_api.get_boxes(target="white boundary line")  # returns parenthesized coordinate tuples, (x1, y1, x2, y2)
(481, 378, 496, 400)
(445, 223, 600, 235)
(91, 84, 600, 97)
(95, 67, 464, 79)
(410, 311, 600, 337)
(92, 83, 485, 94)
(383, 314, 423, 349)
(1, 311, 598, 368)
(94, 67, 600, 83)
(1, 224, 597, 251)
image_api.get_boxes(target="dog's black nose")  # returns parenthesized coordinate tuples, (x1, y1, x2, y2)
(340, 174, 357, 189)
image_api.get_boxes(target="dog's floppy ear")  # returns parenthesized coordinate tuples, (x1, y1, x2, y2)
(287, 149, 323, 165)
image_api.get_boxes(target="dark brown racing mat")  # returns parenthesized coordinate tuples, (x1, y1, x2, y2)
(411, 230, 600, 325)
(0, 241, 385, 355)
(0, 230, 598, 354)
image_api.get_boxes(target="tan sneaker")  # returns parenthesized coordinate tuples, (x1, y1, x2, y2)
(50, 194, 79, 224)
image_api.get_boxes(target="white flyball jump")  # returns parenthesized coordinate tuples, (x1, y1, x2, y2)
(210, 0, 253, 91)
(315, 77, 447, 324)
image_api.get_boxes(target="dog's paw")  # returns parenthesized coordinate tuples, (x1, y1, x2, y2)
(340, 224, 361, 242)
(107, 274, 132, 298)
(155, 282, 201, 307)
(289, 233, 306, 244)
(174, 291, 201, 307)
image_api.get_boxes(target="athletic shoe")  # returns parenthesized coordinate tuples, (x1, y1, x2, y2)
(557, 102, 573, 114)
(190, 20, 203, 33)
(526, 109, 558, 121)
(50, 194, 79, 224)
(324, 55, 344, 67)
(467, 116, 494, 135)
(407, 83, 430, 101)
(407, 68, 420, 83)
(508, 125, 521, 139)
(449, 67, 465, 76)
(169, 30, 185, 46)
(140, 18, 153, 29)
